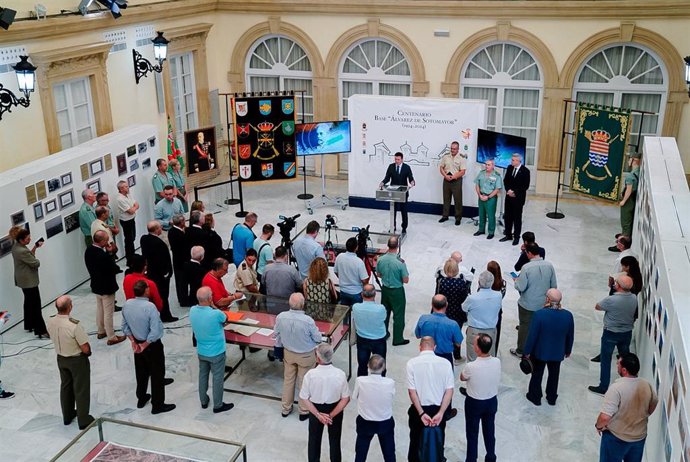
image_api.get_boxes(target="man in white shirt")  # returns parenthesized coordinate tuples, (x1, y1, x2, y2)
(435, 250, 474, 282)
(116, 180, 139, 267)
(406, 336, 455, 462)
(300, 343, 350, 462)
(460, 333, 501, 462)
(353, 354, 395, 462)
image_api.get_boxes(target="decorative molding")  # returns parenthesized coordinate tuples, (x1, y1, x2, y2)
(496, 21, 510, 41)
(31, 42, 114, 154)
(620, 22, 636, 42)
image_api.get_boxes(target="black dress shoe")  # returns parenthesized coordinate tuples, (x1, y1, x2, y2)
(512, 238, 520, 246)
(526, 394, 541, 406)
(213, 402, 235, 414)
(608, 246, 621, 253)
(137, 394, 151, 408)
(473, 231, 485, 236)
(299, 413, 310, 421)
(164, 378, 174, 386)
(114, 305, 123, 312)
(547, 398, 557, 406)
(78, 416, 95, 430)
(392, 339, 410, 346)
(487, 234, 494, 239)
(499, 236, 512, 242)
(162, 317, 179, 323)
(201, 402, 209, 409)
(591, 354, 601, 363)
(455, 219, 461, 226)
(438, 216, 449, 223)
(63, 412, 76, 425)
(152, 403, 176, 414)
(588, 386, 606, 396)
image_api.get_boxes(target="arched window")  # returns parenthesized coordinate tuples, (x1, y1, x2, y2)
(461, 42, 543, 169)
(573, 44, 667, 153)
(339, 39, 412, 172)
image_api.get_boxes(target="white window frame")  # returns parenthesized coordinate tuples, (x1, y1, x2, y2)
(460, 42, 543, 176)
(53, 77, 96, 149)
(169, 51, 199, 148)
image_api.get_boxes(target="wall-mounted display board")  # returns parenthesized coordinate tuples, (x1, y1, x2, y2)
(0, 125, 159, 331)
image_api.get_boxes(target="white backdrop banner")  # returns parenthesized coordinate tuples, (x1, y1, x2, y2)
(348, 95, 487, 208)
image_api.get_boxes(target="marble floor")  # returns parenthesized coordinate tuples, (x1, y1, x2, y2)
(0, 177, 622, 461)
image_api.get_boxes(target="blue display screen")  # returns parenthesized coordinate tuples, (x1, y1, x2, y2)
(295, 121, 351, 156)
(476, 129, 527, 169)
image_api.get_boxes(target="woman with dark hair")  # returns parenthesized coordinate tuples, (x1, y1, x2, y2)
(202, 213, 224, 263)
(9, 226, 48, 338)
(620, 256, 642, 295)
(303, 257, 337, 304)
(189, 200, 204, 221)
(486, 260, 506, 351)
(437, 258, 469, 360)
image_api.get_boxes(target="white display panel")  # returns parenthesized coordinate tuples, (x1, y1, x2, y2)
(347, 94, 487, 207)
(0, 125, 159, 330)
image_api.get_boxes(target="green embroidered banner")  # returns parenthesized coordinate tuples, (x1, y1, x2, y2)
(570, 103, 631, 202)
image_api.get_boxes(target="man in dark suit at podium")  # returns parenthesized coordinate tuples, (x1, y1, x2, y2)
(379, 152, 415, 234)
(500, 153, 530, 245)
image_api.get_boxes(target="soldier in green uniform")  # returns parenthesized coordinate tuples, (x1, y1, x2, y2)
(473, 159, 503, 239)
(619, 153, 640, 238)
(152, 158, 175, 203)
(376, 236, 410, 346)
(47, 295, 94, 430)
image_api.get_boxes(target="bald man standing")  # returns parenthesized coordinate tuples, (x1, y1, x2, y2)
(47, 296, 94, 430)
(589, 275, 638, 395)
(523, 289, 574, 406)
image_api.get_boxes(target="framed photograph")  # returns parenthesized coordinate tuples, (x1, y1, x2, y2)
(127, 145, 137, 157)
(80, 163, 90, 181)
(60, 172, 73, 187)
(184, 126, 218, 175)
(45, 215, 64, 239)
(138, 142, 147, 154)
(104, 153, 113, 171)
(35, 181, 47, 200)
(58, 189, 75, 209)
(45, 199, 57, 214)
(33, 202, 44, 221)
(86, 179, 101, 193)
(148, 136, 156, 147)
(48, 178, 61, 193)
(25, 184, 38, 205)
(117, 153, 127, 176)
(0, 235, 12, 259)
(142, 158, 151, 169)
(64, 211, 80, 234)
(89, 159, 104, 176)
(127, 175, 136, 187)
(11, 210, 25, 226)
(129, 159, 139, 171)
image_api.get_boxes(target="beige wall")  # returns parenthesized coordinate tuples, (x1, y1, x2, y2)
(1, 3, 688, 186)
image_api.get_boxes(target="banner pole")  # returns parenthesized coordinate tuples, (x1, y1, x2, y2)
(224, 93, 240, 206)
(296, 89, 313, 200)
(546, 100, 571, 219)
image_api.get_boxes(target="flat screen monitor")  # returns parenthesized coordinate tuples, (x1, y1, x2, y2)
(476, 129, 527, 169)
(295, 120, 351, 156)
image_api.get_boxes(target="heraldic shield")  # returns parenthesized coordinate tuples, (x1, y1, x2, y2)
(570, 103, 631, 202)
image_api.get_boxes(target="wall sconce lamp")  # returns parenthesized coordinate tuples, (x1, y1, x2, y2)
(685, 56, 690, 97)
(133, 31, 169, 84)
(0, 55, 37, 121)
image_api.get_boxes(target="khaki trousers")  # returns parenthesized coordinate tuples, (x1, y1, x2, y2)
(95, 293, 115, 339)
(282, 349, 316, 415)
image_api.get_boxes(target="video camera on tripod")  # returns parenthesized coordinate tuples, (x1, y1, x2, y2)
(278, 214, 300, 246)
(324, 214, 337, 230)
(351, 225, 370, 259)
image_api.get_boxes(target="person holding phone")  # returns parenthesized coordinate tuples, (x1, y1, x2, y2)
(9, 226, 49, 338)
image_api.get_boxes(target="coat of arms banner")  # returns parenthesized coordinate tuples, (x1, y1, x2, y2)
(570, 103, 631, 202)
(232, 95, 298, 182)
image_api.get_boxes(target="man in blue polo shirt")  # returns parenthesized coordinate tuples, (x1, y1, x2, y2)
(230, 212, 257, 268)
(415, 294, 463, 366)
(189, 286, 234, 414)
(352, 284, 387, 377)
(293, 220, 326, 278)
(463, 271, 502, 361)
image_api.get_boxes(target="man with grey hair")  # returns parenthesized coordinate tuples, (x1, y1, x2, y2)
(300, 343, 350, 462)
(185, 246, 206, 305)
(524, 288, 574, 406)
(189, 286, 234, 414)
(78, 188, 97, 246)
(352, 284, 387, 377)
(415, 294, 463, 367)
(168, 214, 190, 306)
(500, 152, 530, 245)
(140, 221, 177, 322)
(589, 274, 638, 395)
(463, 271, 503, 361)
(116, 179, 139, 266)
(274, 292, 322, 420)
(90, 206, 116, 254)
(352, 355, 395, 462)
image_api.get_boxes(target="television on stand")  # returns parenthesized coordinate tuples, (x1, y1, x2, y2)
(295, 120, 352, 156)
(476, 128, 527, 169)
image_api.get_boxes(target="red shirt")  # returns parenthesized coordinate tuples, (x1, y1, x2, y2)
(202, 272, 228, 305)
(123, 273, 164, 312)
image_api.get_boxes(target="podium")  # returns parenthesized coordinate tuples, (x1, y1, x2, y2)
(376, 186, 409, 233)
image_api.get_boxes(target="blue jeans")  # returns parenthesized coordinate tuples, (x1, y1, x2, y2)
(599, 329, 632, 390)
(600, 431, 645, 462)
(355, 416, 395, 462)
(198, 352, 226, 409)
(356, 335, 387, 377)
(464, 396, 497, 462)
(340, 291, 363, 307)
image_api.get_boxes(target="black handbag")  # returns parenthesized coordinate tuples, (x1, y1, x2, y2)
(519, 357, 533, 375)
